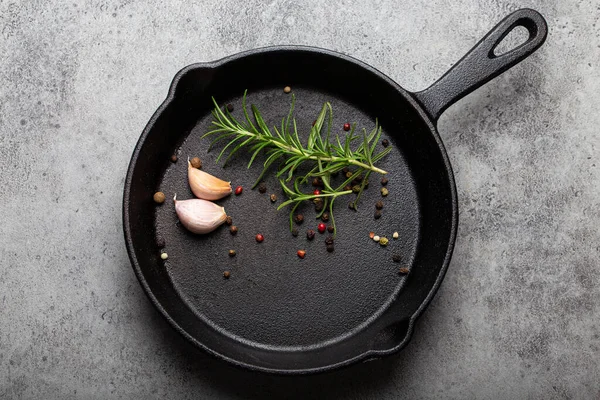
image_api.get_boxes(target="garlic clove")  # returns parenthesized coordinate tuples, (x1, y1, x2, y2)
(173, 194, 227, 234)
(188, 160, 232, 200)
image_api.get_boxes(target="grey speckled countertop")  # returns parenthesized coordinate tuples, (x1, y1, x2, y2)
(1, 1, 599, 399)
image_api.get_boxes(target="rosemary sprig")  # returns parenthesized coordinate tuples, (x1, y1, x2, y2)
(202, 90, 392, 236)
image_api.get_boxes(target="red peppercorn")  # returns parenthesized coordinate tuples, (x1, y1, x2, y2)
(255, 234, 264, 243)
(343, 123, 351, 131)
(235, 186, 243, 195)
(297, 250, 306, 259)
(318, 223, 326, 233)
(313, 189, 321, 196)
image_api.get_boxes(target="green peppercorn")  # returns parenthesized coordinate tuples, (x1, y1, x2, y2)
(379, 237, 389, 246)
(345, 171, 353, 179)
(381, 187, 389, 197)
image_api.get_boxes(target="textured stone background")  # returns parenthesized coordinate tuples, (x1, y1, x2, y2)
(1, 0, 599, 398)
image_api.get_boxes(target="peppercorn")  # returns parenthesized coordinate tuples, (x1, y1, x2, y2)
(376, 201, 384, 210)
(170, 154, 178, 163)
(342, 167, 350, 175)
(312, 178, 323, 187)
(291, 228, 299, 237)
(153, 191, 166, 204)
(294, 214, 304, 224)
(228, 249, 236, 257)
(393, 254, 402, 263)
(381, 177, 389, 186)
(230, 226, 238, 235)
(345, 171, 353, 179)
(381, 187, 389, 197)
(258, 182, 267, 193)
(373, 235, 380, 242)
(270, 194, 277, 202)
(160, 252, 168, 260)
(313, 189, 321, 196)
(255, 234, 264, 243)
(318, 223, 326, 233)
(314, 198, 324, 212)
(325, 236, 334, 245)
(382, 139, 389, 147)
(283, 86, 292, 93)
(327, 225, 334, 233)
(393, 231, 399, 239)
(321, 213, 329, 222)
(352, 176, 363, 185)
(226, 103, 234, 112)
(326, 244, 335, 252)
(343, 123, 350, 131)
(399, 267, 409, 275)
(156, 236, 165, 248)
(344, 185, 353, 191)
(223, 271, 231, 279)
(297, 250, 306, 259)
(374, 210, 382, 219)
(306, 229, 315, 240)
(352, 185, 361, 193)
(379, 237, 389, 246)
(226, 216, 233, 225)
(235, 186, 243, 195)
(190, 157, 201, 169)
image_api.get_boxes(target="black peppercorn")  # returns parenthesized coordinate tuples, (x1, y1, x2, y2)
(294, 214, 304, 224)
(312, 178, 323, 187)
(223, 271, 231, 278)
(374, 210, 382, 219)
(306, 229, 315, 240)
(325, 236, 334, 245)
(258, 182, 267, 193)
(382, 139, 389, 147)
(313, 198, 324, 212)
(352, 176, 363, 185)
(170, 154, 178, 163)
(230, 226, 238, 235)
(342, 167, 349, 175)
(375, 201, 384, 210)
(226, 103, 234, 112)
(228, 249, 236, 257)
(321, 213, 329, 222)
(392, 254, 402, 263)
(291, 228, 299, 237)
(327, 225, 334, 233)
(326, 244, 335, 253)
(226, 216, 233, 225)
(344, 185, 352, 191)
(381, 177, 389, 186)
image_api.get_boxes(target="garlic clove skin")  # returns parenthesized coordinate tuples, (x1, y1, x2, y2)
(188, 160, 232, 200)
(173, 194, 227, 234)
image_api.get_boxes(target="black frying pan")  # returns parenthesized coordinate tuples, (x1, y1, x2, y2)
(123, 9, 547, 374)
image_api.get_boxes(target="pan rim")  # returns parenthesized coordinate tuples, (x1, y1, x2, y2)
(122, 45, 458, 374)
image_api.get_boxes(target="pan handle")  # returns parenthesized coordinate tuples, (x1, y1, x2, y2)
(412, 8, 547, 123)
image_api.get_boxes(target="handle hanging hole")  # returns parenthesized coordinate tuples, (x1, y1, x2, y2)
(493, 25, 530, 57)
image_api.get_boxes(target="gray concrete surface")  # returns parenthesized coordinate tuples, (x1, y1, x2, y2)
(1, 0, 599, 398)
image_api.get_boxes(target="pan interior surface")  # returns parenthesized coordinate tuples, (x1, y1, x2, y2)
(125, 49, 456, 372)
